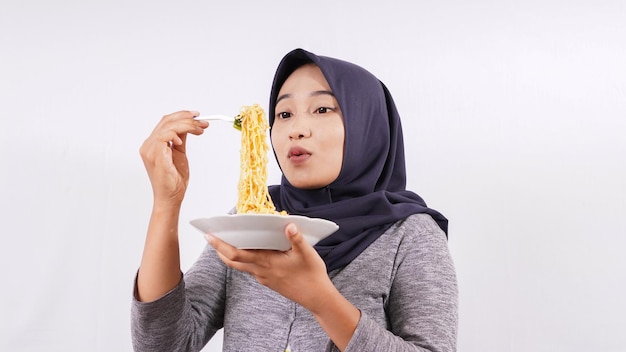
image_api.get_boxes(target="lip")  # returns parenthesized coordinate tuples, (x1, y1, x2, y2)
(288, 146, 312, 163)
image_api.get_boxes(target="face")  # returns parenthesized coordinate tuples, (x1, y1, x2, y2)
(271, 64, 345, 189)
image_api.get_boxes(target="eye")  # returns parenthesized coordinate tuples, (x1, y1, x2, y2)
(315, 107, 333, 114)
(276, 111, 292, 119)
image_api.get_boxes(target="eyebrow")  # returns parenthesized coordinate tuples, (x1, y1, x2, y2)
(276, 90, 335, 104)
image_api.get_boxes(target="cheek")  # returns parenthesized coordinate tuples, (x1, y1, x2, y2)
(332, 141, 345, 166)
(327, 125, 345, 165)
(332, 123, 345, 151)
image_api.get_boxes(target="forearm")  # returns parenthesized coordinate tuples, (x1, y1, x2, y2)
(313, 290, 429, 352)
(309, 282, 361, 352)
(326, 313, 433, 352)
(132, 242, 228, 352)
(137, 202, 183, 302)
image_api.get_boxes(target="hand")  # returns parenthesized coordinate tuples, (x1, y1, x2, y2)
(139, 111, 209, 206)
(207, 223, 332, 309)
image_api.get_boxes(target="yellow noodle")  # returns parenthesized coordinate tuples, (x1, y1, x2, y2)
(236, 104, 285, 215)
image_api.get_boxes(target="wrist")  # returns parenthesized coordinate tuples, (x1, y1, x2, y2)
(152, 199, 183, 213)
(148, 201, 182, 236)
(307, 280, 346, 315)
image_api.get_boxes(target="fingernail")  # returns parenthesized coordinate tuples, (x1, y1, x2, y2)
(204, 233, 215, 244)
(286, 223, 297, 235)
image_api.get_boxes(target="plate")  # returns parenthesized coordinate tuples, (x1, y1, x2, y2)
(190, 214, 339, 251)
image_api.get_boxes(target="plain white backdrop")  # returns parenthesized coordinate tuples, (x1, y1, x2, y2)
(1, 1, 625, 351)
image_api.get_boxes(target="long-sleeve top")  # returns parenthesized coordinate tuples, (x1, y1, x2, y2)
(131, 213, 458, 352)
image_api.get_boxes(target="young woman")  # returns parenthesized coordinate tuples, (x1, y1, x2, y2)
(132, 49, 457, 352)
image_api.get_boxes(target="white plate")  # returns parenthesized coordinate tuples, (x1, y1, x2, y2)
(190, 214, 339, 251)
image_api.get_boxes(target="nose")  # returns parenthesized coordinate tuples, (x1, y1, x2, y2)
(288, 116, 311, 140)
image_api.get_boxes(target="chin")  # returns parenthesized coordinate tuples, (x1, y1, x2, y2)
(289, 181, 323, 190)
(284, 169, 339, 189)
(284, 176, 322, 190)
(286, 175, 338, 190)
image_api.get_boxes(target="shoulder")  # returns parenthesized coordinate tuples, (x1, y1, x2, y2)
(382, 214, 454, 277)
(396, 213, 446, 238)
(348, 213, 450, 277)
(379, 213, 448, 253)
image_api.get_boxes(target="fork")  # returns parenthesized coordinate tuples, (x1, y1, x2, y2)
(197, 114, 242, 130)
(197, 114, 236, 122)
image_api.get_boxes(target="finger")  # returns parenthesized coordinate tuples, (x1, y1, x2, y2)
(152, 120, 206, 153)
(285, 223, 306, 253)
(159, 118, 208, 138)
(205, 234, 255, 263)
(153, 110, 205, 136)
(215, 250, 259, 275)
(206, 234, 268, 275)
(162, 110, 200, 122)
(172, 132, 187, 153)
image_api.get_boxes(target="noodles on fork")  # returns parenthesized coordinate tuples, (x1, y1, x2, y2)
(236, 104, 285, 215)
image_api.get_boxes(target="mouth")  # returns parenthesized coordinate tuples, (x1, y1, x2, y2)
(288, 147, 311, 163)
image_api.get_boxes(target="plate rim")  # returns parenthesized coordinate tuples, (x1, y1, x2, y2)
(189, 213, 338, 250)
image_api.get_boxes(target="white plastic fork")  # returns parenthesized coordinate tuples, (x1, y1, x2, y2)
(197, 114, 236, 122)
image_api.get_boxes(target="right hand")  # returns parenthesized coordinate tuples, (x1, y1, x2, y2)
(139, 110, 209, 206)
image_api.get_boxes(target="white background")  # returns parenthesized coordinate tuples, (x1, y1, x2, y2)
(1, 1, 625, 351)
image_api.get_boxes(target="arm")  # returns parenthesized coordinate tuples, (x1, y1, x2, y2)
(136, 110, 208, 302)
(207, 223, 360, 351)
(137, 202, 183, 302)
(131, 245, 227, 352)
(385, 226, 458, 352)
(133, 111, 228, 352)
(335, 216, 458, 352)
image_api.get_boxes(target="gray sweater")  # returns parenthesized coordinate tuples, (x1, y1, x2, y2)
(131, 213, 458, 351)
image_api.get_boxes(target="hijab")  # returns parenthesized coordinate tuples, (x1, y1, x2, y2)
(268, 48, 448, 272)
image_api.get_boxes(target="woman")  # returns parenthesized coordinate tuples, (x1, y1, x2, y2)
(132, 48, 457, 352)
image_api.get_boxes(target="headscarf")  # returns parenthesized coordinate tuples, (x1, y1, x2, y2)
(268, 48, 448, 272)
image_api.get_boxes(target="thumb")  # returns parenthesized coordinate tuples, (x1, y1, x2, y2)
(285, 223, 304, 250)
(172, 132, 188, 153)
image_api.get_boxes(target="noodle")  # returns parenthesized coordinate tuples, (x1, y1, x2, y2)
(236, 104, 285, 215)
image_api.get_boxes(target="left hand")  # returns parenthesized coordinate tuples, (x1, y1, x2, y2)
(207, 223, 332, 309)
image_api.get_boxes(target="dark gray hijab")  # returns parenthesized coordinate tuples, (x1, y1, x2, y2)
(268, 49, 447, 272)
